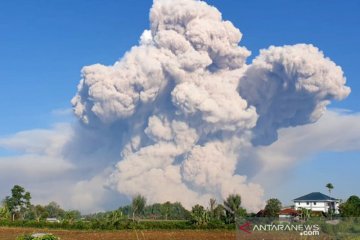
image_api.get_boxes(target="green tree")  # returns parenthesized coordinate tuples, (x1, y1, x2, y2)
(223, 194, 247, 224)
(4, 185, 31, 221)
(32, 205, 48, 222)
(299, 207, 312, 221)
(326, 183, 335, 219)
(213, 204, 225, 220)
(264, 198, 282, 217)
(131, 194, 146, 221)
(209, 198, 217, 219)
(142, 202, 191, 220)
(105, 209, 124, 228)
(143, 203, 161, 219)
(170, 202, 191, 220)
(0, 201, 11, 220)
(339, 195, 360, 217)
(64, 210, 81, 223)
(160, 201, 171, 220)
(118, 205, 132, 218)
(191, 204, 209, 226)
(326, 183, 334, 195)
(208, 198, 226, 221)
(44, 201, 64, 219)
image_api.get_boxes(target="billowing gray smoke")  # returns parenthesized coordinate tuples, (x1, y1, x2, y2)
(71, 0, 350, 211)
(240, 44, 350, 145)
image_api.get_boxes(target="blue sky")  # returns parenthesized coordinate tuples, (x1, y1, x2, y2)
(1, 0, 359, 134)
(0, 0, 359, 210)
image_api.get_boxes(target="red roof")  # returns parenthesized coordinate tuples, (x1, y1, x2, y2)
(279, 208, 298, 216)
(256, 209, 265, 217)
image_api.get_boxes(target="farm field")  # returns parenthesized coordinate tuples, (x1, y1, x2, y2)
(1, 227, 351, 240)
(0, 227, 360, 240)
(0, 227, 236, 240)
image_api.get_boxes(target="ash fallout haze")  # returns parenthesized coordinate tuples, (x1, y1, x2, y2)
(0, 0, 359, 213)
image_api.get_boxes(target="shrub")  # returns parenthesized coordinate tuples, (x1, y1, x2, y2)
(16, 234, 59, 240)
(16, 234, 33, 240)
(350, 224, 360, 233)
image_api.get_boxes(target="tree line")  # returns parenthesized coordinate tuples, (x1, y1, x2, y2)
(80, 194, 250, 227)
(0, 185, 253, 228)
(0, 185, 80, 223)
(1, 185, 360, 230)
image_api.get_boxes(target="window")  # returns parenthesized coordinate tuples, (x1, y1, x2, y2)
(313, 202, 317, 205)
(306, 202, 309, 205)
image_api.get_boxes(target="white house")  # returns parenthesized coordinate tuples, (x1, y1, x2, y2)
(293, 192, 340, 214)
(46, 217, 60, 223)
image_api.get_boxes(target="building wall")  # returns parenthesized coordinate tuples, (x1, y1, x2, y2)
(294, 201, 339, 213)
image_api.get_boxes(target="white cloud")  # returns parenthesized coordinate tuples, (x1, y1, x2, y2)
(0, 155, 73, 177)
(0, 123, 72, 156)
(251, 109, 360, 182)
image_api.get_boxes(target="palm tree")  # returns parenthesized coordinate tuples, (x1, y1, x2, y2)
(106, 210, 123, 227)
(326, 183, 334, 195)
(326, 183, 334, 219)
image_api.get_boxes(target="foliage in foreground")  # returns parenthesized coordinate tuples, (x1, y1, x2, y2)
(0, 218, 234, 230)
(340, 196, 360, 217)
(319, 218, 360, 239)
(16, 233, 59, 240)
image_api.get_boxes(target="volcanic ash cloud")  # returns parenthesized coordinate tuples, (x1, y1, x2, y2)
(71, 0, 350, 211)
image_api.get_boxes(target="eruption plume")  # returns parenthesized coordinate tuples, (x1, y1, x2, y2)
(71, 0, 350, 211)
